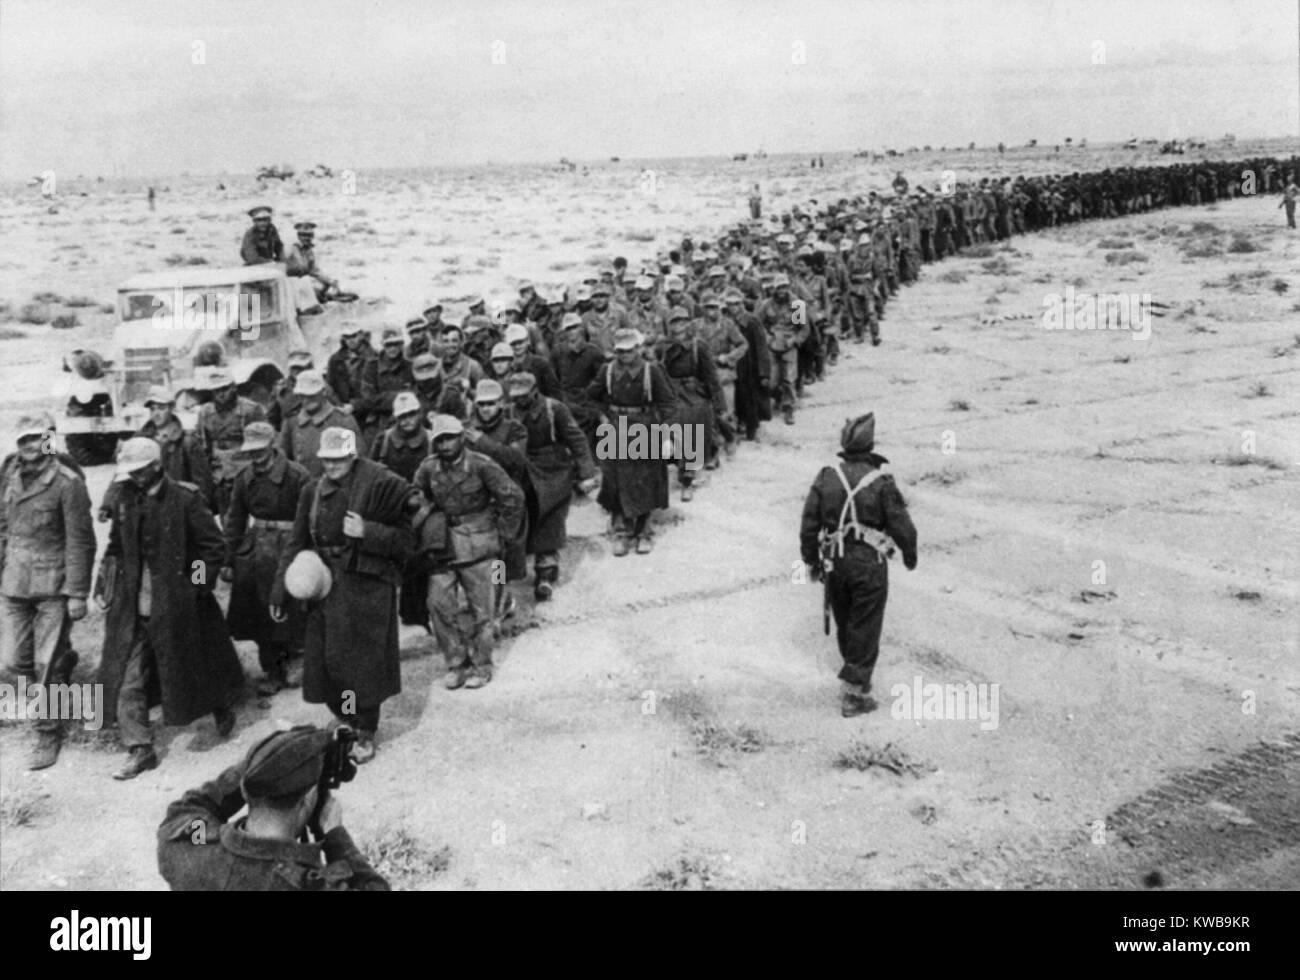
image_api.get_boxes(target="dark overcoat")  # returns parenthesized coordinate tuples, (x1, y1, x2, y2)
(98, 477, 244, 727)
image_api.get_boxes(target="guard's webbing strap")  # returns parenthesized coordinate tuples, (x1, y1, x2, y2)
(829, 463, 893, 560)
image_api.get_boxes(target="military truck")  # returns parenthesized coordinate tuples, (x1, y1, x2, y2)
(54, 265, 310, 465)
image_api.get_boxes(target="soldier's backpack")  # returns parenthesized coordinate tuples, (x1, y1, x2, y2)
(818, 462, 898, 572)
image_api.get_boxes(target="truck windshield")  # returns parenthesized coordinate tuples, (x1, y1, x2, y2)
(120, 283, 279, 329)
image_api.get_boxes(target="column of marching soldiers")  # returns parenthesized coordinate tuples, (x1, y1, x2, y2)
(4, 154, 1298, 776)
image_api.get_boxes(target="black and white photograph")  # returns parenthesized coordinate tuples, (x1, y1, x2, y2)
(0, 0, 1296, 922)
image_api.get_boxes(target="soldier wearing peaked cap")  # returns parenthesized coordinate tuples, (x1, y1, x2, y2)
(241, 206, 284, 265)
(404, 316, 434, 361)
(156, 725, 389, 891)
(286, 221, 344, 312)
(272, 427, 416, 763)
(97, 438, 243, 780)
(223, 422, 311, 697)
(799, 413, 917, 718)
(1, 413, 96, 770)
(326, 326, 377, 428)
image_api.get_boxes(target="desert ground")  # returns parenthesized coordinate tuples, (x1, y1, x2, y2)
(0, 142, 1297, 889)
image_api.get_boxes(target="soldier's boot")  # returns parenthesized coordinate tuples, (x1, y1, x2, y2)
(840, 688, 879, 718)
(534, 563, 558, 602)
(635, 534, 654, 556)
(444, 666, 467, 690)
(464, 664, 493, 689)
(256, 652, 289, 697)
(213, 705, 236, 738)
(29, 730, 62, 771)
(352, 730, 377, 764)
(612, 532, 631, 557)
(783, 405, 795, 426)
(113, 746, 159, 781)
(680, 475, 694, 502)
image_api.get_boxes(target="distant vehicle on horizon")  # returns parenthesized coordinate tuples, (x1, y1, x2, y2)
(733, 153, 749, 161)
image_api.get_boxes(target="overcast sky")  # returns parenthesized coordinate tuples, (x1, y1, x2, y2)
(2, 0, 1297, 178)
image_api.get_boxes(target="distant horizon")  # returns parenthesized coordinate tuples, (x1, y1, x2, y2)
(6, 135, 1299, 187)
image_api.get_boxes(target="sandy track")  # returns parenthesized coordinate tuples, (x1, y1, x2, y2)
(2, 188, 1297, 891)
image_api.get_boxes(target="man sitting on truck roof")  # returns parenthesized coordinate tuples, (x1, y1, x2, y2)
(286, 221, 347, 314)
(240, 206, 284, 265)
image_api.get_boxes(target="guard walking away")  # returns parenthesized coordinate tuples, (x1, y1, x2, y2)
(0, 413, 96, 770)
(272, 428, 415, 763)
(799, 414, 917, 718)
(412, 415, 524, 690)
(222, 422, 311, 697)
(97, 438, 244, 779)
(157, 725, 389, 890)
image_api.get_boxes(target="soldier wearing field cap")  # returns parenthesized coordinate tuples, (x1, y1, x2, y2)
(98, 437, 243, 779)
(508, 372, 597, 600)
(196, 365, 268, 516)
(272, 427, 415, 762)
(268, 350, 339, 432)
(101, 384, 214, 521)
(412, 415, 524, 690)
(404, 317, 433, 361)
(240, 206, 284, 265)
(585, 328, 675, 556)
(1, 412, 95, 770)
(438, 325, 485, 406)
(223, 422, 311, 697)
(280, 369, 363, 479)
(156, 724, 389, 891)
(409, 353, 447, 419)
(757, 273, 808, 425)
(504, 322, 562, 398)
(799, 413, 918, 717)
(465, 379, 529, 621)
(552, 311, 607, 453)
(326, 326, 375, 422)
(359, 327, 414, 448)
(581, 281, 628, 354)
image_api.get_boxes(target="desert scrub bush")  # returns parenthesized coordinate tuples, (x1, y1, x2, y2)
(1214, 453, 1285, 470)
(18, 303, 50, 324)
(163, 254, 208, 266)
(938, 269, 967, 283)
(640, 854, 718, 891)
(51, 314, 79, 329)
(1181, 240, 1222, 259)
(1227, 234, 1262, 253)
(833, 741, 933, 778)
(1096, 237, 1133, 249)
(32, 291, 62, 304)
(369, 827, 451, 889)
(980, 257, 1015, 275)
(1105, 250, 1148, 265)
(63, 295, 98, 307)
(963, 244, 996, 259)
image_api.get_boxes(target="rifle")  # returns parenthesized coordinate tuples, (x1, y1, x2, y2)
(817, 529, 835, 635)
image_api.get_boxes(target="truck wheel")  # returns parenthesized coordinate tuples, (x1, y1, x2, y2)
(65, 433, 119, 467)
